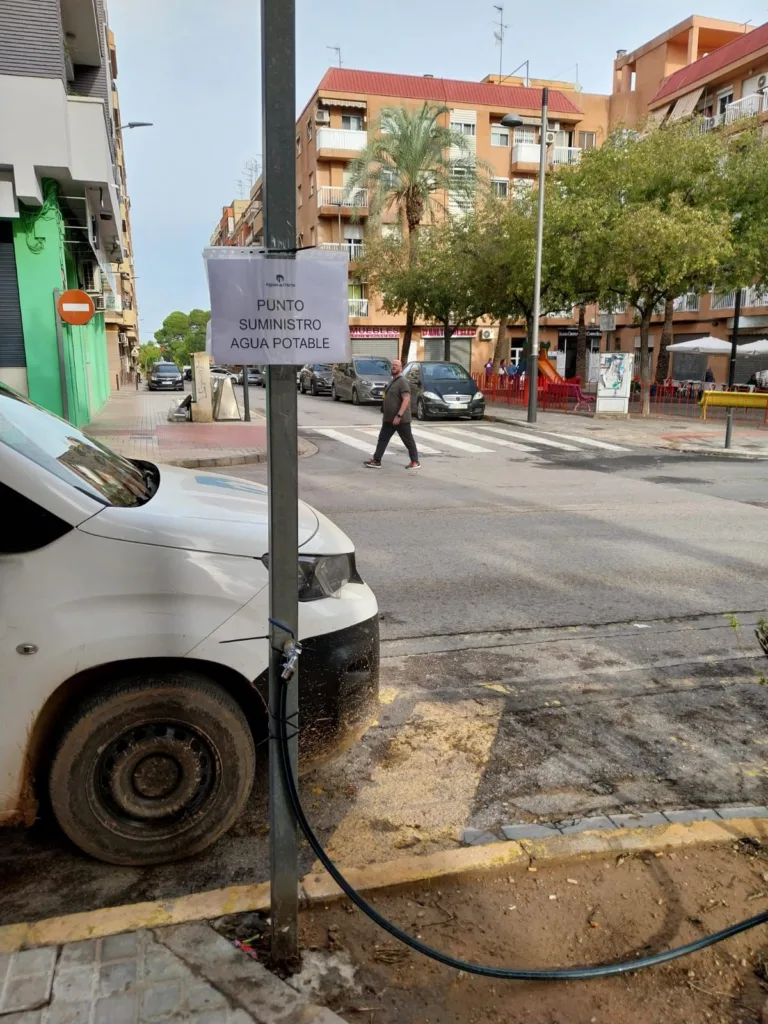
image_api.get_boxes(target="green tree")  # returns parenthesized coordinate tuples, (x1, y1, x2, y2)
(154, 309, 211, 368)
(137, 342, 161, 372)
(347, 103, 478, 362)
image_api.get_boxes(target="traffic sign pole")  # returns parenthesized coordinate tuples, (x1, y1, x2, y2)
(53, 289, 70, 422)
(261, 0, 300, 969)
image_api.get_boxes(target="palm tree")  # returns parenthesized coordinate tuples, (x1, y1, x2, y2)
(346, 103, 477, 362)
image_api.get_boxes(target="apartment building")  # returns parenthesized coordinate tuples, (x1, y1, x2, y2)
(0, 0, 135, 424)
(104, 29, 140, 387)
(608, 16, 768, 382)
(212, 14, 768, 380)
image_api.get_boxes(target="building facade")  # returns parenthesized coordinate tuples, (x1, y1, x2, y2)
(0, 0, 138, 424)
(212, 14, 768, 381)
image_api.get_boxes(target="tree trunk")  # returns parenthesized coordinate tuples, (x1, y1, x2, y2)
(443, 324, 454, 362)
(655, 297, 674, 383)
(639, 305, 652, 417)
(575, 304, 588, 384)
(492, 314, 508, 373)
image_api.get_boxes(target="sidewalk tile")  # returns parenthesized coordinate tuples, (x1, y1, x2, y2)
(557, 816, 618, 835)
(716, 805, 768, 819)
(609, 812, 668, 829)
(662, 808, 721, 824)
(501, 823, 564, 840)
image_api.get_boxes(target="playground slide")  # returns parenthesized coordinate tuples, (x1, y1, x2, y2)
(537, 355, 564, 384)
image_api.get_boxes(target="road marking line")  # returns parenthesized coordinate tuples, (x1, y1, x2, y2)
(474, 425, 579, 451)
(356, 428, 442, 455)
(437, 426, 537, 452)
(410, 427, 493, 453)
(536, 430, 630, 451)
(313, 428, 375, 453)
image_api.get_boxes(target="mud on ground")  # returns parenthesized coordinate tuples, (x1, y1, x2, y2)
(298, 838, 768, 1024)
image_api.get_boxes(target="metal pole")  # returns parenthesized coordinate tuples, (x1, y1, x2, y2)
(527, 87, 548, 424)
(241, 365, 251, 421)
(53, 290, 70, 422)
(724, 287, 742, 449)
(262, 0, 300, 969)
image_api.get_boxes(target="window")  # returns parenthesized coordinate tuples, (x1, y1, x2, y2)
(0, 385, 154, 508)
(309, 172, 314, 197)
(0, 480, 71, 553)
(578, 131, 596, 150)
(491, 124, 510, 147)
(492, 179, 509, 199)
(451, 120, 476, 137)
(718, 89, 734, 115)
(514, 126, 536, 145)
(296, 134, 301, 155)
(307, 120, 313, 141)
(614, 337, 622, 351)
(380, 167, 398, 189)
(297, 184, 302, 207)
(342, 114, 363, 131)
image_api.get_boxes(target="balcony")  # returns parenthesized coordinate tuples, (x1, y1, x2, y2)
(316, 127, 368, 157)
(317, 186, 368, 210)
(701, 93, 766, 132)
(319, 241, 365, 260)
(511, 142, 541, 169)
(551, 146, 581, 166)
(673, 292, 700, 313)
(711, 285, 768, 310)
(348, 298, 369, 318)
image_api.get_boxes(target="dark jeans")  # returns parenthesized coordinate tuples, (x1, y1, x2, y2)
(373, 420, 419, 463)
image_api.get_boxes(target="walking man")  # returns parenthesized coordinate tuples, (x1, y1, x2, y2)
(364, 359, 420, 470)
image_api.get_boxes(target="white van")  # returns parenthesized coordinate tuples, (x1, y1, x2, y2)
(0, 384, 379, 865)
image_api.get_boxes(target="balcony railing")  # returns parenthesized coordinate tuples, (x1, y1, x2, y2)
(551, 146, 581, 166)
(700, 93, 766, 132)
(511, 142, 541, 164)
(319, 241, 365, 260)
(316, 127, 368, 151)
(317, 186, 369, 209)
(711, 285, 768, 310)
(348, 298, 369, 317)
(673, 292, 700, 313)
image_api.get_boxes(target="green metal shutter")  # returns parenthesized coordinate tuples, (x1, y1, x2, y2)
(0, 222, 26, 367)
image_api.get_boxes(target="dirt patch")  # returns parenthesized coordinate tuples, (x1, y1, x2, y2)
(298, 840, 768, 1023)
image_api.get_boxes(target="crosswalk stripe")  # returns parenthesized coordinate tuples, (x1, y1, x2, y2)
(356, 428, 442, 455)
(437, 426, 537, 452)
(313, 428, 376, 453)
(410, 427, 494, 453)
(534, 430, 630, 452)
(473, 425, 578, 452)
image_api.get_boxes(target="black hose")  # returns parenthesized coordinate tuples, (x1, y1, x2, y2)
(278, 679, 768, 980)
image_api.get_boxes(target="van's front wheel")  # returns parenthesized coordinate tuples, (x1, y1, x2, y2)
(49, 671, 255, 865)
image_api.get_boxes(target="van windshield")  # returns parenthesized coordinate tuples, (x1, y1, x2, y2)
(0, 385, 153, 507)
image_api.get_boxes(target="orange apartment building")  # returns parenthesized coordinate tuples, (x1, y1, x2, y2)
(212, 14, 768, 381)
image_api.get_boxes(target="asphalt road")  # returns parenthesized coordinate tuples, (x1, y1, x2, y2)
(2, 388, 767, 926)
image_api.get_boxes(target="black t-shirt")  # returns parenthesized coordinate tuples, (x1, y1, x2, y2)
(381, 375, 412, 423)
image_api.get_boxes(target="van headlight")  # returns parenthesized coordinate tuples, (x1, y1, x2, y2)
(423, 391, 442, 401)
(262, 553, 360, 600)
(474, 391, 484, 400)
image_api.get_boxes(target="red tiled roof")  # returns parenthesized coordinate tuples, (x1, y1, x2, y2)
(317, 67, 583, 116)
(652, 21, 768, 104)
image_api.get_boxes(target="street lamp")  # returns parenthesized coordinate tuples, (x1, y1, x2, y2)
(121, 121, 154, 130)
(502, 86, 549, 423)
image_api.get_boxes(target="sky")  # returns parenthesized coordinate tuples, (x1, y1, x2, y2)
(108, 0, 760, 343)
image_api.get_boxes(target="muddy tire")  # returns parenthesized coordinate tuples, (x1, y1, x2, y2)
(49, 671, 255, 866)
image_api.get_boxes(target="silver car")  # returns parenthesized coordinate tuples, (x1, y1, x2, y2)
(332, 356, 392, 405)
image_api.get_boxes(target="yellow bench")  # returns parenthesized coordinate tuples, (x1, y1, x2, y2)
(700, 390, 768, 421)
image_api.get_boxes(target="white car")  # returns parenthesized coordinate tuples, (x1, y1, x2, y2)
(0, 384, 379, 865)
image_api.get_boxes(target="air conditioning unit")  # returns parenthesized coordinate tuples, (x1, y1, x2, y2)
(545, 131, 557, 145)
(480, 328, 494, 340)
(82, 260, 101, 294)
(93, 294, 106, 312)
(758, 74, 767, 92)
(316, 109, 330, 123)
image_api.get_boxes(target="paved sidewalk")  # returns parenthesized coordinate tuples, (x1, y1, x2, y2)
(0, 924, 345, 1024)
(85, 389, 272, 469)
(484, 401, 768, 456)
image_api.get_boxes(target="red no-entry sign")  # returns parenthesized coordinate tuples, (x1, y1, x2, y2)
(57, 289, 95, 326)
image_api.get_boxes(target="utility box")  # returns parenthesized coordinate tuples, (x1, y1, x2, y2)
(596, 352, 633, 415)
(191, 352, 213, 422)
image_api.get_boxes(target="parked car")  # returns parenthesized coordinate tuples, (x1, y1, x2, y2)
(236, 368, 263, 387)
(299, 363, 333, 396)
(332, 356, 392, 405)
(0, 383, 379, 865)
(209, 365, 236, 380)
(147, 362, 184, 391)
(403, 361, 485, 420)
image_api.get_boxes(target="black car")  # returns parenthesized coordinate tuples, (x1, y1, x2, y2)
(299, 363, 333, 396)
(148, 362, 184, 391)
(403, 361, 485, 420)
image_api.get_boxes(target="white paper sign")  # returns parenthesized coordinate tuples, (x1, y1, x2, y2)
(203, 248, 351, 365)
